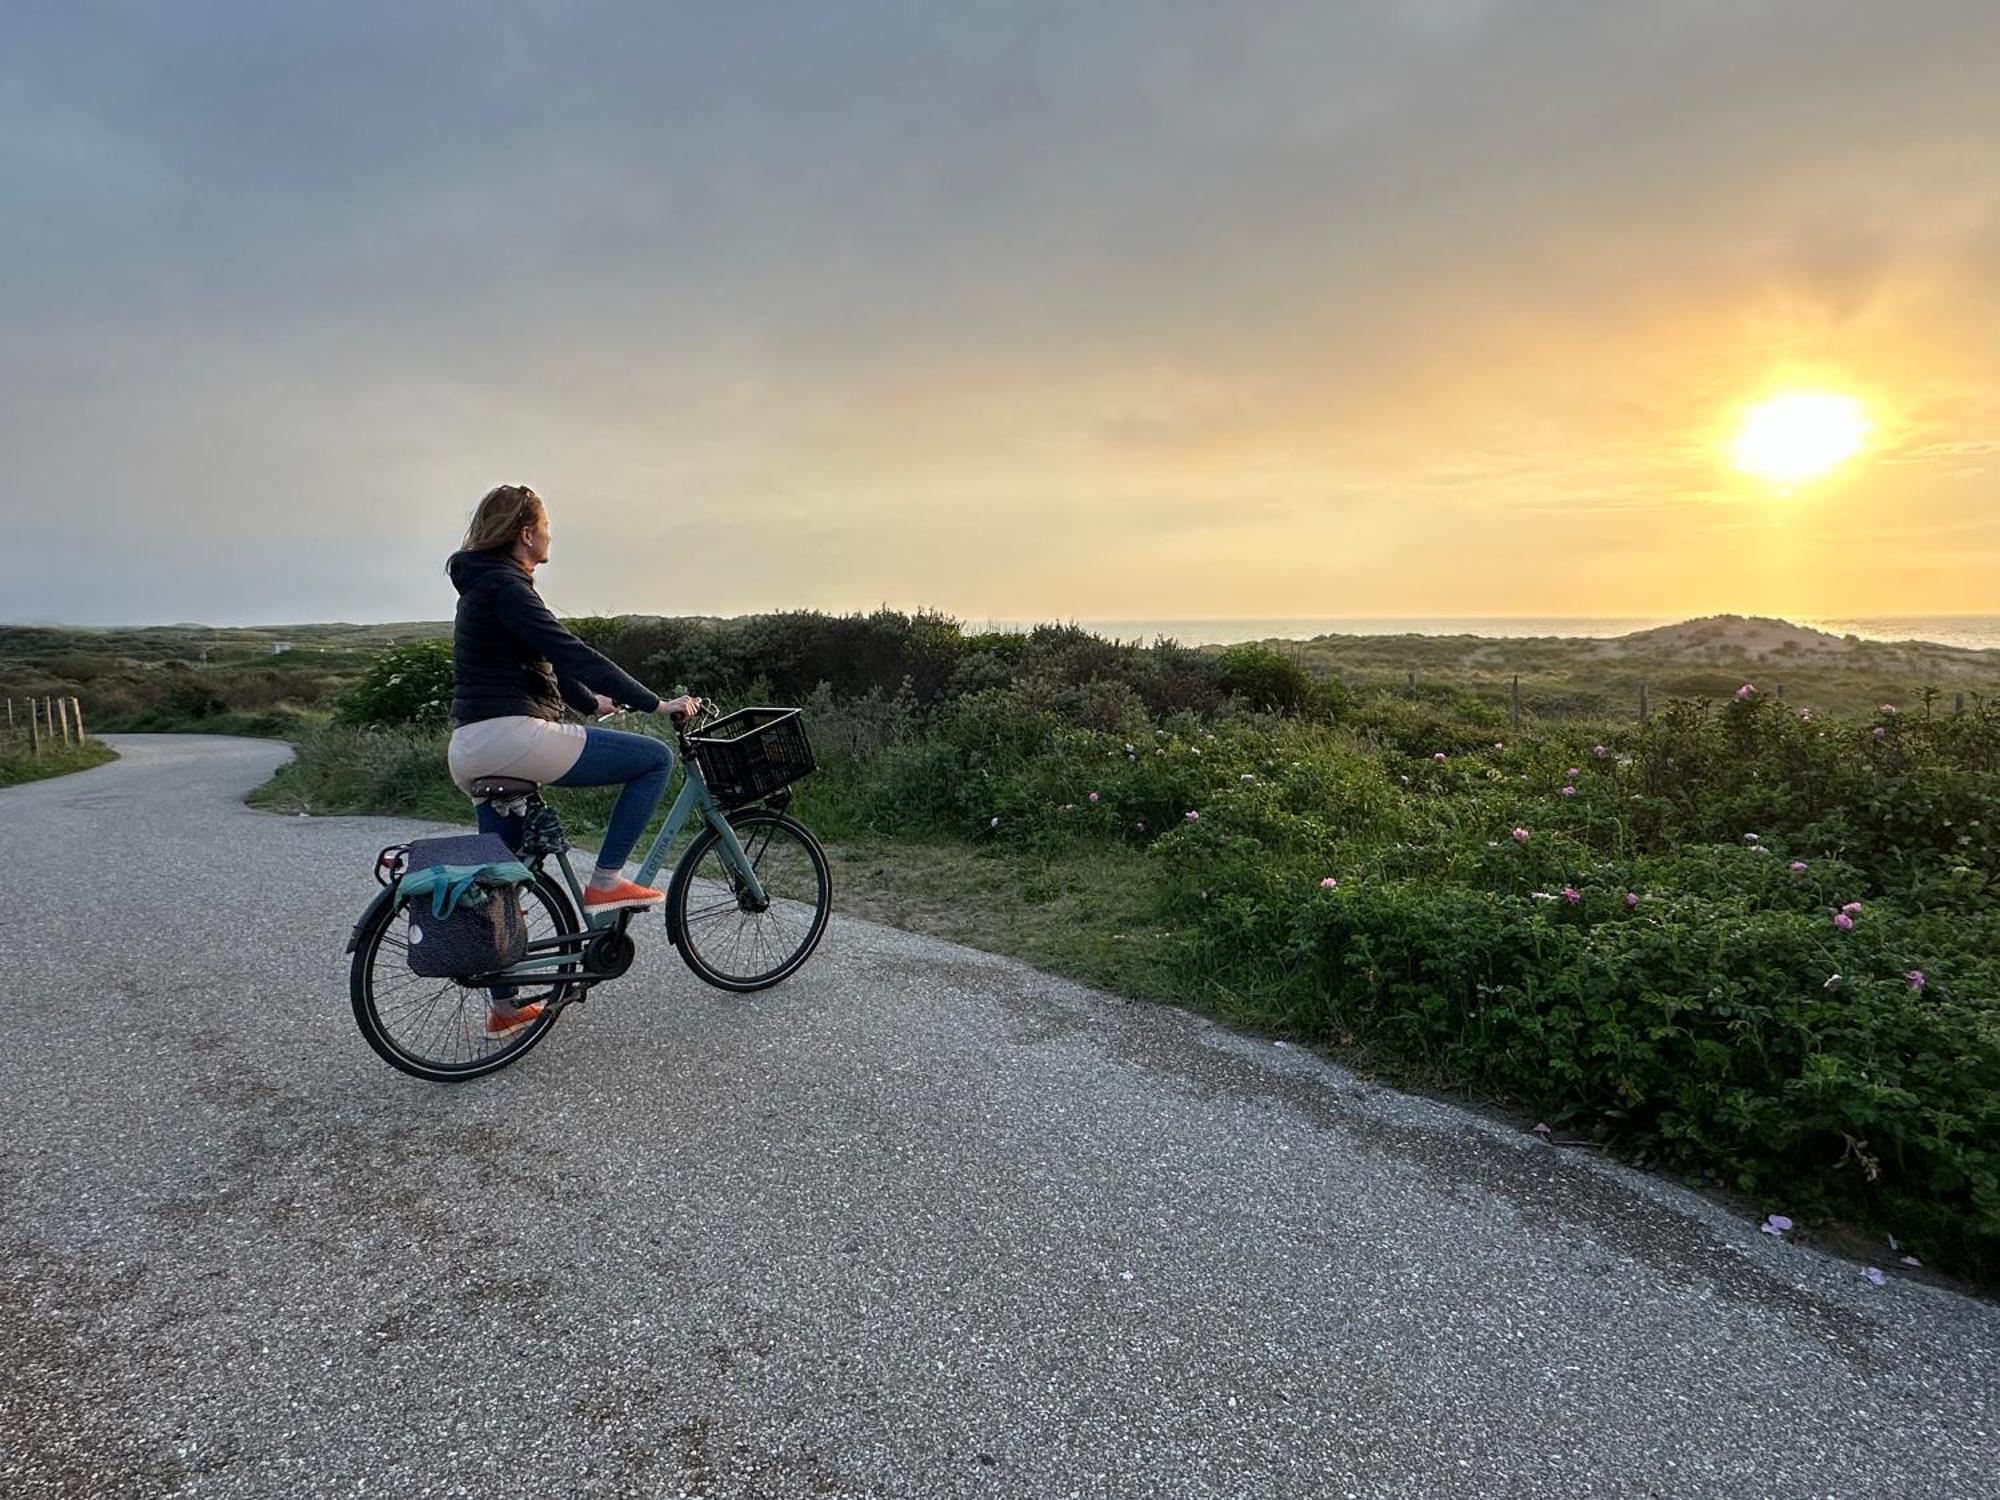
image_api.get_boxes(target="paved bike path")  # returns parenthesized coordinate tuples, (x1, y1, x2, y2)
(3, 735, 1995, 1499)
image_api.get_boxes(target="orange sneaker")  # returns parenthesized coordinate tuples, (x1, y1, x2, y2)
(484, 1001, 544, 1041)
(583, 877, 665, 913)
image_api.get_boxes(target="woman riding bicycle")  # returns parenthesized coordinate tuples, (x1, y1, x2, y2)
(445, 483, 696, 924)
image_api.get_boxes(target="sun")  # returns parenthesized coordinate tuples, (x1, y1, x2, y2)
(1729, 392, 1871, 485)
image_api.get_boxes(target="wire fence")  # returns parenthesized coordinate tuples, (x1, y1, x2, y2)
(2, 696, 88, 756)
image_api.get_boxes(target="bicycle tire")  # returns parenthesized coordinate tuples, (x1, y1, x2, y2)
(666, 809, 832, 992)
(350, 867, 583, 1081)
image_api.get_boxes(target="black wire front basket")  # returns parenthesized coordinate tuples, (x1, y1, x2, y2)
(687, 707, 818, 809)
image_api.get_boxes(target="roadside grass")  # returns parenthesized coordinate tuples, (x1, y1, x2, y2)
(0, 737, 117, 788)
(823, 836, 1189, 998)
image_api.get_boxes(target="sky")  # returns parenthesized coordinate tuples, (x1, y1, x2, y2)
(4, 0, 1997, 627)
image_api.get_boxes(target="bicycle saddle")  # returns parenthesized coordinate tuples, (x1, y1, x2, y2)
(469, 775, 539, 799)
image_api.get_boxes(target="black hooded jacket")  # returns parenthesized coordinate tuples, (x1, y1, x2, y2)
(446, 549, 661, 727)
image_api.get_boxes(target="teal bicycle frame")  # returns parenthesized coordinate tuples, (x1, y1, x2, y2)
(487, 741, 768, 982)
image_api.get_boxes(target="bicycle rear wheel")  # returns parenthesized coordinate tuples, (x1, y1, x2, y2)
(667, 810, 831, 992)
(350, 868, 583, 1081)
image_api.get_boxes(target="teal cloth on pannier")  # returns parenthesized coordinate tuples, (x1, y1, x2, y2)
(396, 860, 534, 919)
(395, 832, 535, 979)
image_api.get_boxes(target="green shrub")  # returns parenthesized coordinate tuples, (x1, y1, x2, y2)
(333, 642, 455, 729)
(1218, 642, 1322, 714)
(156, 663, 229, 720)
(1246, 875, 2000, 1270)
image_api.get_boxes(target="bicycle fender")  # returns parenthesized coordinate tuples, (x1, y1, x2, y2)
(663, 846, 698, 948)
(345, 886, 397, 954)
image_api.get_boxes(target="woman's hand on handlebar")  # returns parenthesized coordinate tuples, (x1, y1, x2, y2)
(660, 693, 702, 725)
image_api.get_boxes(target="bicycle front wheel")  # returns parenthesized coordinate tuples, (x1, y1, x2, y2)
(667, 809, 832, 992)
(350, 868, 583, 1081)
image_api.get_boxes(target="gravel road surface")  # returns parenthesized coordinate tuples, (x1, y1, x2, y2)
(3, 735, 1995, 1498)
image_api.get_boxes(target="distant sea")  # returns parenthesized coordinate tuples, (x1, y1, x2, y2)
(965, 616, 2000, 651)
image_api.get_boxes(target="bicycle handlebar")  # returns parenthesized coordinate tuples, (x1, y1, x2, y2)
(596, 695, 722, 732)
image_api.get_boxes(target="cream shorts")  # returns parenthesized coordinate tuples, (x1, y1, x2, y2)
(447, 716, 588, 796)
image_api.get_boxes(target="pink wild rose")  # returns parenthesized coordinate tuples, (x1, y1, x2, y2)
(1834, 912, 1854, 931)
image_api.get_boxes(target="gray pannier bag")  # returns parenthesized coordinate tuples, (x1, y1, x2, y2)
(394, 832, 534, 980)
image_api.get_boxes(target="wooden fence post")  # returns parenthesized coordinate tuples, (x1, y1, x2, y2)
(1955, 692, 1965, 714)
(1406, 670, 1415, 693)
(1638, 681, 1650, 723)
(4, 698, 11, 730)
(57, 697, 71, 745)
(28, 698, 40, 756)
(72, 697, 86, 742)
(1774, 682, 1784, 701)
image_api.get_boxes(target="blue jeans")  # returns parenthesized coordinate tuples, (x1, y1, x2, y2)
(553, 726, 676, 872)
(475, 725, 674, 875)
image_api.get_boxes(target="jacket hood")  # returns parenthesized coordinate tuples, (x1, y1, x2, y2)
(446, 548, 527, 596)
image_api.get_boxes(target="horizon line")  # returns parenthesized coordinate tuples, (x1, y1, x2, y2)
(8, 609, 2000, 632)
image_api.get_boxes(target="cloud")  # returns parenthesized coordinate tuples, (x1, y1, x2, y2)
(4, 1, 1999, 622)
